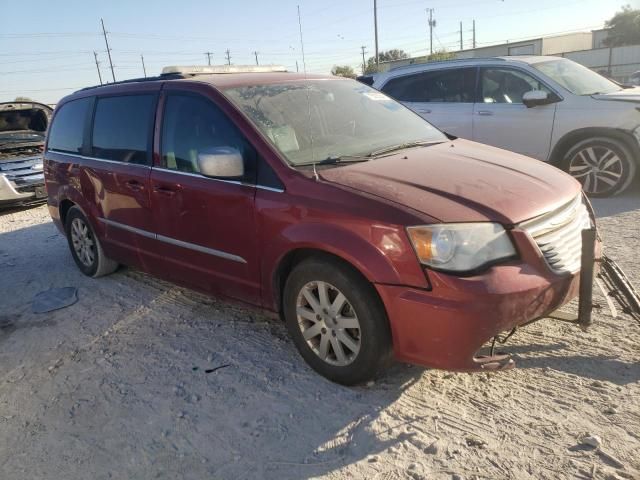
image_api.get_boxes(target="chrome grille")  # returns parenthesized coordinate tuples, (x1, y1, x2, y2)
(521, 195, 592, 274)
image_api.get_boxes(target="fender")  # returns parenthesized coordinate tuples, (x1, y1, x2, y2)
(53, 181, 104, 239)
(549, 127, 640, 166)
(261, 221, 429, 311)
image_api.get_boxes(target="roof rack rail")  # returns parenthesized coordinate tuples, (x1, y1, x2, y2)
(78, 73, 185, 92)
(388, 56, 506, 72)
(76, 64, 289, 94)
(161, 65, 287, 75)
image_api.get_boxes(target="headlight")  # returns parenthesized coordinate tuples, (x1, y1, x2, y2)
(406, 223, 517, 273)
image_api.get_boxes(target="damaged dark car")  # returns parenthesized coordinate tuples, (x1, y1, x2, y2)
(0, 101, 52, 208)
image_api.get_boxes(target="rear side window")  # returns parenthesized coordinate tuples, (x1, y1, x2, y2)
(48, 97, 92, 154)
(91, 95, 156, 164)
(382, 67, 476, 103)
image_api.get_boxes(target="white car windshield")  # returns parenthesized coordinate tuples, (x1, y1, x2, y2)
(532, 58, 622, 96)
(223, 79, 446, 166)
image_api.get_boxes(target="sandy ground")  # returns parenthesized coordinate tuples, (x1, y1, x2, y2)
(0, 187, 639, 480)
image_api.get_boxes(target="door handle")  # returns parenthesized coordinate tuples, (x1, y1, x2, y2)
(476, 110, 494, 116)
(125, 179, 144, 191)
(153, 184, 182, 197)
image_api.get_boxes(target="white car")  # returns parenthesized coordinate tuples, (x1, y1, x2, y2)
(363, 56, 640, 196)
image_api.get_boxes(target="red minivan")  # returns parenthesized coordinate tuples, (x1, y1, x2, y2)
(44, 65, 605, 385)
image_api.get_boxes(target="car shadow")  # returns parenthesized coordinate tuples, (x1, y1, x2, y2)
(0, 202, 46, 217)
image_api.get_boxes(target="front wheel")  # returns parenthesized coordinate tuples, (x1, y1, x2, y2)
(283, 257, 392, 385)
(561, 137, 637, 197)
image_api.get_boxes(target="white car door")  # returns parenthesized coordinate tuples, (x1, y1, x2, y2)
(380, 67, 476, 139)
(473, 67, 557, 160)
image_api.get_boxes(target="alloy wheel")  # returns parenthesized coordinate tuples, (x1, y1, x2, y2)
(70, 217, 95, 267)
(295, 281, 361, 366)
(569, 145, 624, 195)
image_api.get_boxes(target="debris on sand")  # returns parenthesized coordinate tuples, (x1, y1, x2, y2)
(32, 287, 78, 313)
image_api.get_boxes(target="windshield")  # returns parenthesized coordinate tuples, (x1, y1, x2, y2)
(223, 79, 446, 165)
(532, 59, 622, 95)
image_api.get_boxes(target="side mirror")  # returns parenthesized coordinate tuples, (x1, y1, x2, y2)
(522, 90, 554, 108)
(197, 147, 244, 178)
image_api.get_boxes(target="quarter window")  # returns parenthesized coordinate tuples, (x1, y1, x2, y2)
(480, 68, 551, 104)
(381, 67, 476, 103)
(91, 94, 156, 164)
(161, 94, 254, 179)
(47, 97, 92, 154)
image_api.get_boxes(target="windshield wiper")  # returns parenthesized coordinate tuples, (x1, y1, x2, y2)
(367, 140, 445, 157)
(295, 155, 371, 167)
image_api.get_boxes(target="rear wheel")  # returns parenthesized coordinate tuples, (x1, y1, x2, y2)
(65, 207, 118, 277)
(283, 256, 392, 385)
(561, 137, 636, 197)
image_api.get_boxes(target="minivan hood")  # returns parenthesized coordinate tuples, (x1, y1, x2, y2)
(592, 87, 640, 103)
(319, 139, 581, 224)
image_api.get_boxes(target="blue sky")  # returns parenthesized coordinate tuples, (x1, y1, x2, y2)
(0, 0, 627, 104)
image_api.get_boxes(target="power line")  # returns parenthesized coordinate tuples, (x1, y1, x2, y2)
(100, 18, 116, 82)
(93, 51, 103, 85)
(141, 54, 147, 77)
(473, 19, 476, 48)
(427, 8, 436, 55)
(374, 0, 380, 66)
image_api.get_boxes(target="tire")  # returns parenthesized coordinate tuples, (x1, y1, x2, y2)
(283, 256, 392, 385)
(65, 207, 118, 278)
(560, 136, 637, 197)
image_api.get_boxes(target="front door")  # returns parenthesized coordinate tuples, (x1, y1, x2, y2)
(149, 90, 261, 304)
(380, 67, 476, 139)
(472, 67, 557, 160)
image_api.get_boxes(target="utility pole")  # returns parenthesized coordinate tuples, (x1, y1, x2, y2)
(100, 18, 116, 82)
(253, 51, 259, 66)
(141, 54, 147, 78)
(472, 20, 476, 48)
(93, 51, 103, 85)
(361, 46, 367, 74)
(296, 60, 299, 73)
(459, 21, 463, 50)
(205, 52, 213, 65)
(225, 49, 231, 65)
(373, 0, 379, 67)
(427, 9, 435, 55)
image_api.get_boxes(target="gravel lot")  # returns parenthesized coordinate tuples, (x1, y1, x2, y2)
(0, 186, 639, 480)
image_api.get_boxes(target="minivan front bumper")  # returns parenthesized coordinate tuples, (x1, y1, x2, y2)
(375, 260, 582, 371)
(377, 226, 640, 371)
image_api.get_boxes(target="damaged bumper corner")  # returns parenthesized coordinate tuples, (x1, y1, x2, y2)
(0, 173, 36, 202)
(379, 226, 640, 373)
(547, 227, 640, 326)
